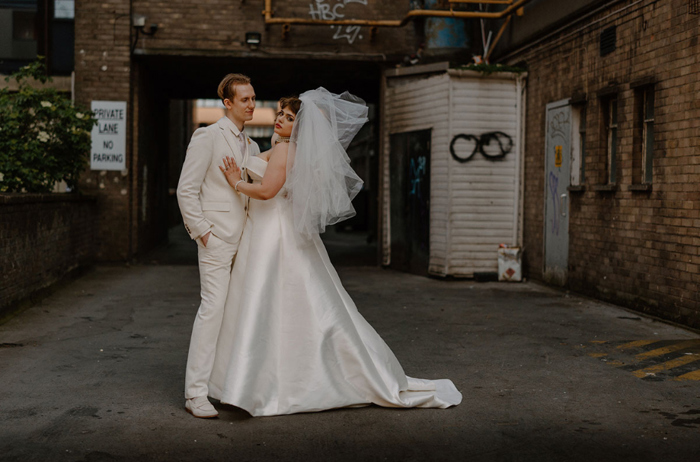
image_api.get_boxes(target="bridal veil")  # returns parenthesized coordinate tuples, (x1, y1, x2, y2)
(286, 87, 368, 237)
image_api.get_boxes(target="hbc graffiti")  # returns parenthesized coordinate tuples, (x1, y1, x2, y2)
(308, 0, 368, 44)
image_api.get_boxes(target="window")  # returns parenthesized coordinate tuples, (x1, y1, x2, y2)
(571, 105, 586, 186)
(641, 88, 654, 184)
(605, 98, 618, 184)
(54, 0, 74, 19)
(12, 9, 36, 40)
(0, 1, 38, 73)
(600, 26, 617, 57)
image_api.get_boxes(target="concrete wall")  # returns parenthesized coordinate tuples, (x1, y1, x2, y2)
(497, 0, 700, 328)
(0, 194, 97, 315)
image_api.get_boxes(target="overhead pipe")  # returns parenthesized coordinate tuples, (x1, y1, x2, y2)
(262, 0, 531, 28)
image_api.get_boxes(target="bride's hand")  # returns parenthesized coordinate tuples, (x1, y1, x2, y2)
(220, 156, 242, 186)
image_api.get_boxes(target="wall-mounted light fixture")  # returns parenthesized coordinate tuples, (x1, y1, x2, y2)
(245, 32, 261, 50)
(132, 15, 159, 53)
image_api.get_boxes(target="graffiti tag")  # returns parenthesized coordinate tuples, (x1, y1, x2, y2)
(308, 0, 368, 44)
(449, 131, 513, 163)
(409, 156, 427, 198)
(548, 110, 570, 141)
(548, 171, 560, 236)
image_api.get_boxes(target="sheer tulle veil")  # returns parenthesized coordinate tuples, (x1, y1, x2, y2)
(286, 87, 369, 237)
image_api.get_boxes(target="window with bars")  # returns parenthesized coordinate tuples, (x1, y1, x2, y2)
(605, 98, 618, 184)
(641, 88, 655, 184)
(600, 26, 617, 57)
(571, 105, 587, 186)
(690, 0, 700, 15)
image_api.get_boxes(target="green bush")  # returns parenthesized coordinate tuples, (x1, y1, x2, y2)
(0, 59, 96, 193)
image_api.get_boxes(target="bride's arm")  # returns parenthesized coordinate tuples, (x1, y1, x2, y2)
(220, 143, 288, 200)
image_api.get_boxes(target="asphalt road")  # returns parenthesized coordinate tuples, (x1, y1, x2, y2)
(1, 231, 699, 461)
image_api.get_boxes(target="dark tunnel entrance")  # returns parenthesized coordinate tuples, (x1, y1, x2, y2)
(134, 55, 382, 265)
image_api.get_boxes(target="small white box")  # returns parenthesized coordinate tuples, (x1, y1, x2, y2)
(498, 247, 522, 282)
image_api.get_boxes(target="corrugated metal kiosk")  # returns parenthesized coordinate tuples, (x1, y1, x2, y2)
(381, 62, 526, 277)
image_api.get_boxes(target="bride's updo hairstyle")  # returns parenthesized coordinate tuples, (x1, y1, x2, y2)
(279, 96, 301, 115)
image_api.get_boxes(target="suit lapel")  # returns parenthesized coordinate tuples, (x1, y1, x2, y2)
(217, 120, 244, 165)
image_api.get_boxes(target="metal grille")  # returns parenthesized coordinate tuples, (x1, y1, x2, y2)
(690, 0, 700, 14)
(600, 26, 617, 57)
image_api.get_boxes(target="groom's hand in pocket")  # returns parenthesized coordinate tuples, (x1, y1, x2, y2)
(201, 231, 211, 247)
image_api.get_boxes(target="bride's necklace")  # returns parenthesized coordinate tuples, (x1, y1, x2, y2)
(275, 136, 290, 145)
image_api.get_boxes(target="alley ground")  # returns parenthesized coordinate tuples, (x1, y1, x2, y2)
(1, 229, 699, 462)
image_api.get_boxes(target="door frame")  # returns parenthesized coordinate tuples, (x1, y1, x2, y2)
(542, 98, 572, 286)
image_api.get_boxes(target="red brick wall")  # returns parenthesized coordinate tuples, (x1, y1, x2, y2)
(74, 0, 421, 261)
(507, 0, 700, 327)
(0, 194, 97, 314)
(74, 0, 133, 261)
(131, 0, 417, 58)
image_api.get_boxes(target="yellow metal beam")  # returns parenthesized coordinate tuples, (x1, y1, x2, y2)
(262, 0, 531, 28)
(485, 14, 512, 61)
(449, 1, 514, 4)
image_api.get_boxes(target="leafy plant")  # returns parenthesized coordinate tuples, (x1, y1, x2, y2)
(0, 58, 96, 193)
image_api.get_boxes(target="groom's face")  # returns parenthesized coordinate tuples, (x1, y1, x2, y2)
(225, 83, 256, 125)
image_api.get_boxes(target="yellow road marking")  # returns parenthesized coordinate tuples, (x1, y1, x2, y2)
(590, 340, 607, 344)
(587, 353, 607, 358)
(632, 355, 700, 378)
(616, 340, 658, 351)
(673, 369, 700, 381)
(635, 340, 700, 360)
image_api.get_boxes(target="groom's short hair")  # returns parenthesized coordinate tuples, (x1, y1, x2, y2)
(218, 73, 251, 102)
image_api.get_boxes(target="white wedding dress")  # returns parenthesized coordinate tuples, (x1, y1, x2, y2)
(208, 155, 462, 417)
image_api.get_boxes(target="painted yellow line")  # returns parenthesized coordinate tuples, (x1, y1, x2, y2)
(616, 340, 658, 351)
(673, 368, 700, 381)
(632, 355, 700, 378)
(590, 340, 607, 344)
(587, 353, 607, 358)
(636, 340, 700, 360)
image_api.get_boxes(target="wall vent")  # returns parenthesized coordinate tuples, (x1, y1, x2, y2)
(600, 26, 617, 56)
(690, 0, 700, 14)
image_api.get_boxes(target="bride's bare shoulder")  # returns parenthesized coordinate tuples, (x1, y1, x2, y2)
(270, 142, 290, 158)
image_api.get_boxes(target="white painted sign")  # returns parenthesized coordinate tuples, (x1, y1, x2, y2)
(90, 100, 127, 171)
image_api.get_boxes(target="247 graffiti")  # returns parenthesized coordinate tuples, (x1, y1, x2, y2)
(308, 0, 368, 44)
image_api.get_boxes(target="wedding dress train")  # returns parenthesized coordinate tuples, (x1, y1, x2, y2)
(208, 156, 462, 416)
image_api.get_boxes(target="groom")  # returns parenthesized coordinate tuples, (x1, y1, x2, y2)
(177, 73, 260, 418)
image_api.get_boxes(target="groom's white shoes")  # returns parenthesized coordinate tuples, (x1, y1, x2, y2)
(185, 396, 218, 418)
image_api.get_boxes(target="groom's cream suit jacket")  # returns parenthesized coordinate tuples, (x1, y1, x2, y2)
(177, 117, 261, 245)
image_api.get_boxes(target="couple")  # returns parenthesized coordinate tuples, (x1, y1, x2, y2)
(177, 73, 462, 418)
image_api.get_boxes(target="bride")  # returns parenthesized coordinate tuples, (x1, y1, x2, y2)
(208, 88, 462, 417)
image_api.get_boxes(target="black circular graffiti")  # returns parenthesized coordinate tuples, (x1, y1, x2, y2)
(449, 131, 514, 163)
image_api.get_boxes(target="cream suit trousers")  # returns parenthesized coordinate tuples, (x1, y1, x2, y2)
(184, 233, 239, 399)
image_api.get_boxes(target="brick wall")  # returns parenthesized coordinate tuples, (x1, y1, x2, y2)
(504, 0, 700, 328)
(74, 0, 133, 261)
(131, 0, 418, 59)
(74, 0, 422, 261)
(0, 194, 97, 315)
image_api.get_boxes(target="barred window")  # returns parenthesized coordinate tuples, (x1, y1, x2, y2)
(571, 105, 586, 186)
(641, 88, 654, 184)
(605, 98, 618, 184)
